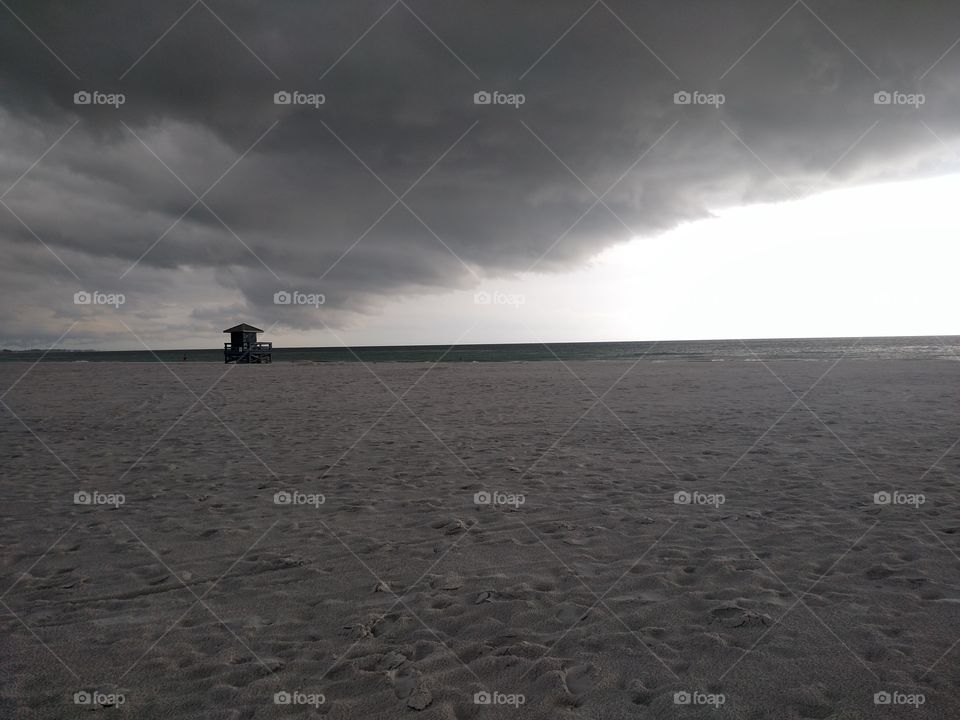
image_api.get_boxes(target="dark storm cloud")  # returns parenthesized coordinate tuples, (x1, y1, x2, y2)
(2, 0, 960, 345)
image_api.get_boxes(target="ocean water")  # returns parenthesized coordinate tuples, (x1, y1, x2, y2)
(2, 336, 958, 363)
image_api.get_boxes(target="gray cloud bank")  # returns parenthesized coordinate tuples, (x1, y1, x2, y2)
(2, 0, 960, 347)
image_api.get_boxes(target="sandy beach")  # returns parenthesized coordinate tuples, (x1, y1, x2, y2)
(2, 358, 958, 719)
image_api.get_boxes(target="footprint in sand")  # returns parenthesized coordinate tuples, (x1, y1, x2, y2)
(376, 651, 407, 671)
(343, 619, 378, 639)
(865, 565, 896, 580)
(430, 574, 464, 591)
(431, 518, 469, 535)
(386, 667, 433, 710)
(710, 605, 772, 628)
(388, 666, 418, 699)
(564, 663, 596, 695)
(556, 604, 589, 624)
(474, 590, 496, 604)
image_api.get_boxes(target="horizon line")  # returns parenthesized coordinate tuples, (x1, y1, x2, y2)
(5, 332, 959, 354)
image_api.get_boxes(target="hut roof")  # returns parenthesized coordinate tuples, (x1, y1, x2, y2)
(223, 323, 264, 333)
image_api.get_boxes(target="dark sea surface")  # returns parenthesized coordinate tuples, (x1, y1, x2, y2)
(2, 336, 959, 363)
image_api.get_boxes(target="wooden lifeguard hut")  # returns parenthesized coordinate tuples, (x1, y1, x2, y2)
(223, 323, 272, 364)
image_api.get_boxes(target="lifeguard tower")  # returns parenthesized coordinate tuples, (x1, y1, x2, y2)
(223, 323, 272, 364)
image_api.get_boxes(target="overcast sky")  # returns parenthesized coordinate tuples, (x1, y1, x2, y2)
(2, 0, 960, 349)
